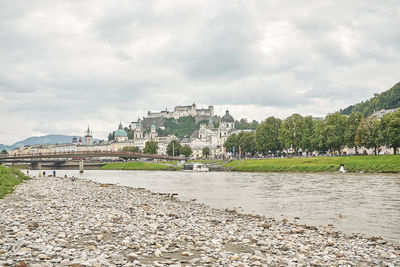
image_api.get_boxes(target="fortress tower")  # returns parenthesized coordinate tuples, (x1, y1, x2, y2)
(84, 126, 93, 145)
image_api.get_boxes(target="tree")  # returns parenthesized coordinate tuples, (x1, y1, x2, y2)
(224, 134, 238, 153)
(255, 117, 281, 155)
(310, 119, 328, 154)
(310, 119, 325, 153)
(341, 82, 400, 117)
(180, 145, 192, 157)
(167, 140, 181, 156)
(108, 132, 115, 141)
(202, 147, 210, 157)
(324, 112, 348, 154)
(235, 118, 259, 130)
(381, 109, 400, 154)
(344, 111, 363, 154)
(279, 114, 303, 154)
(1, 149, 8, 155)
(158, 116, 202, 139)
(355, 116, 383, 155)
(238, 131, 256, 155)
(299, 116, 315, 155)
(144, 141, 158, 154)
(124, 127, 134, 140)
(122, 146, 141, 153)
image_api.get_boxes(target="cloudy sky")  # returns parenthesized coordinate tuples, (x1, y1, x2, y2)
(0, 0, 399, 144)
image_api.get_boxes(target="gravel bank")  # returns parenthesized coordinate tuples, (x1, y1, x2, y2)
(0, 176, 399, 266)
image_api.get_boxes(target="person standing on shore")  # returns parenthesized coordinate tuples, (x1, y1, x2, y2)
(53, 170, 56, 177)
(26, 170, 29, 176)
(43, 171, 46, 177)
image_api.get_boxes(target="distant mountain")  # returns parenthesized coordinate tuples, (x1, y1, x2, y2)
(1, 134, 99, 151)
(340, 82, 400, 117)
(0, 144, 12, 151)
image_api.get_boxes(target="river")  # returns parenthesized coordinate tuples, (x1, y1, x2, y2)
(28, 169, 400, 243)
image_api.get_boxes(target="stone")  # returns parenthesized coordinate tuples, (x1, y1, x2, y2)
(127, 252, 138, 261)
(37, 253, 49, 260)
(0, 174, 397, 267)
(28, 222, 39, 230)
(154, 249, 162, 257)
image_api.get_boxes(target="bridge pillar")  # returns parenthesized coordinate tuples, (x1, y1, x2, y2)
(31, 162, 42, 170)
(79, 159, 84, 173)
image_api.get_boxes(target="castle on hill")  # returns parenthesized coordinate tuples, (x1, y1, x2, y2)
(134, 103, 214, 129)
(13, 104, 244, 159)
(146, 103, 214, 120)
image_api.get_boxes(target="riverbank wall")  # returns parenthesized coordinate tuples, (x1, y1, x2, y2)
(0, 175, 399, 266)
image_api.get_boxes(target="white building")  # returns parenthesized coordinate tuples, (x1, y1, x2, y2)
(146, 103, 214, 120)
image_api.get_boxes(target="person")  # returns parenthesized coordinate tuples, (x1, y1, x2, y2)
(64, 174, 68, 179)
(27, 170, 30, 176)
(339, 163, 346, 173)
(39, 172, 42, 177)
(71, 175, 75, 181)
(43, 171, 46, 177)
(53, 170, 56, 177)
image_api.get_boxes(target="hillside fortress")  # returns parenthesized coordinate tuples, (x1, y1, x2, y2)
(147, 103, 213, 122)
(131, 103, 216, 130)
(147, 103, 214, 119)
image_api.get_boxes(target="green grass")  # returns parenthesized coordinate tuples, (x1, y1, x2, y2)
(0, 166, 30, 199)
(101, 161, 181, 171)
(156, 161, 179, 165)
(187, 160, 224, 165)
(228, 155, 400, 173)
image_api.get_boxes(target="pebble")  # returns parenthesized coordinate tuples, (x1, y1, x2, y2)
(0, 176, 398, 266)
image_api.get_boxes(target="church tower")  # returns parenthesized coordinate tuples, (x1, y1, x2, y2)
(84, 126, 93, 145)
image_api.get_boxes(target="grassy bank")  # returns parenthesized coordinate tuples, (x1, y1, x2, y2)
(226, 155, 400, 173)
(0, 166, 30, 199)
(187, 159, 224, 165)
(101, 161, 181, 171)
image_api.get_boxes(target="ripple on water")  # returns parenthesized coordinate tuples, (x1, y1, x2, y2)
(27, 169, 400, 243)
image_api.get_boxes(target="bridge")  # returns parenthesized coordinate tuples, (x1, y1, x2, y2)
(0, 151, 181, 172)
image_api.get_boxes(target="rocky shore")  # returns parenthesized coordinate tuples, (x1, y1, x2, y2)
(0, 176, 399, 267)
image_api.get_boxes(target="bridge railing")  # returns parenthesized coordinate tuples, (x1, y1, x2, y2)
(0, 150, 180, 160)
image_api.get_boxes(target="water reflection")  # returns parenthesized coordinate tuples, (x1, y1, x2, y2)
(28, 170, 400, 243)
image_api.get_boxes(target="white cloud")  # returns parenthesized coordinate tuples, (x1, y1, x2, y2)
(0, 0, 399, 144)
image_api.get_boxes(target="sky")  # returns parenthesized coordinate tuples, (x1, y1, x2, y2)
(0, 0, 399, 144)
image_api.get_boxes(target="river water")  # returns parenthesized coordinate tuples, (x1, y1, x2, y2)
(28, 170, 400, 243)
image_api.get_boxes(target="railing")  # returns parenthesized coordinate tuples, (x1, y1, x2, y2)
(0, 150, 180, 161)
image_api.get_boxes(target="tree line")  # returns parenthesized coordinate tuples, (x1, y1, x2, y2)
(224, 109, 400, 156)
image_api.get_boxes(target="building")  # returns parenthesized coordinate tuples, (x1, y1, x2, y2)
(186, 109, 237, 158)
(115, 123, 128, 142)
(146, 103, 214, 120)
(370, 108, 399, 118)
(145, 121, 158, 139)
(84, 126, 93, 145)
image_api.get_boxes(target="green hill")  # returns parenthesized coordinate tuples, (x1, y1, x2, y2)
(157, 116, 208, 138)
(340, 82, 400, 117)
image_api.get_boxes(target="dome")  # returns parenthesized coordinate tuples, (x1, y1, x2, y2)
(115, 123, 128, 137)
(115, 129, 127, 137)
(222, 110, 234, 123)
